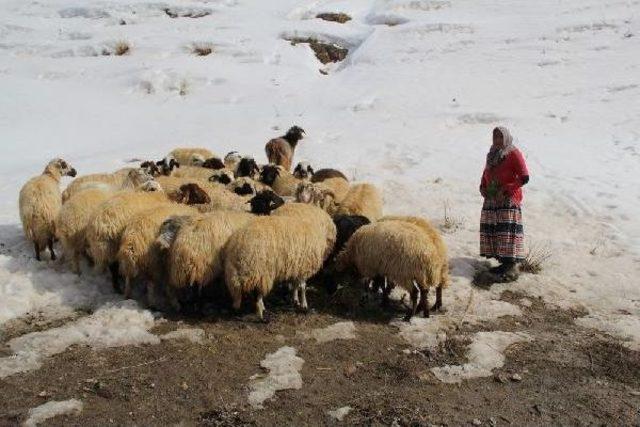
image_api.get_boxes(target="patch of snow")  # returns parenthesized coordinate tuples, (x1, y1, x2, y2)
(431, 331, 531, 383)
(0, 301, 158, 378)
(303, 321, 356, 343)
(160, 328, 206, 344)
(576, 314, 640, 351)
(327, 406, 352, 421)
(519, 298, 533, 307)
(24, 399, 83, 427)
(248, 346, 304, 409)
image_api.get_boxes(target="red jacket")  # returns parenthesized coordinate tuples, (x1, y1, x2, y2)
(480, 148, 529, 205)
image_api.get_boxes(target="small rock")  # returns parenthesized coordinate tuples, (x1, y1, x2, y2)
(181, 382, 189, 390)
(494, 373, 507, 383)
(344, 364, 357, 378)
(37, 391, 50, 398)
(472, 419, 482, 426)
(149, 383, 156, 389)
(434, 177, 443, 184)
(402, 349, 411, 354)
(489, 417, 497, 427)
(511, 373, 522, 382)
(630, 390, 640, 396)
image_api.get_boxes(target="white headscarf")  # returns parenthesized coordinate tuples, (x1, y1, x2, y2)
(486, 126, 516, 168)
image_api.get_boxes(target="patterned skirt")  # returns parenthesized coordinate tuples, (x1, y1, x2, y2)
(480, 198, 524, 262)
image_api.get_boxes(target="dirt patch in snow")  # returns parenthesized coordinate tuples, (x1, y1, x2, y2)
(1, 291, 639, 426)
(286, 37, 348, 64)
(316, 13, 351, 24)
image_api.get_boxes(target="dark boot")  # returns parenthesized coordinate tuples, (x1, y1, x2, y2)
(500, 261, 519, 282)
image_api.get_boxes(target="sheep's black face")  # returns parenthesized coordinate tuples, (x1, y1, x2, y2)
(293, 162, 314, 180)
(140, 161, 161, 177)
(285, 125, 305, 143)
(237, 157, 259, 178)
(334, 215, 370, 251)
(156, 157, 180, 176)
(260, 165, 280, 186)
(179, 184, 211, 205)
(210, 173, 232, 185)
(56, 159, 77, 177)
(234, 183, 255, 196)
(249, 190, 284, 215)
(202, 157, 225, 170)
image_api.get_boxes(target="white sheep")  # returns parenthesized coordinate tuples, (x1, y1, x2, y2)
(166, 210, 255, 309)
(169, 148, 216, 166)
(62, 168, 153, 202)
(56, 187, 115, 273)
(224, 202, 336, 320)
(260, 164, 305, 197)
(117, 204, 198, 299)
(335, 220, 449, 320)
(223, 151, 242, 172)
(19, 158, 77, 260)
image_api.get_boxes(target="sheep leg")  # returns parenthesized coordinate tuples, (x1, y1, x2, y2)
(123, 277, 132, 300)
(47, 238, 56, 261)
(381, 278, 393, 307)
(256, 294, 267, 322)
(109, 262, 121, 293)
(404, 283, 419, 322)
(419, 287, 430, 318)
(431, 285, 443, 312)
(299, 281, 308, 312)
(34, 242, 41, 261)
(291, 282, 300, 308)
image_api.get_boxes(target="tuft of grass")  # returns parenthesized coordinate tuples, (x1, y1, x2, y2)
(114, 41, 130, 56)
(441, 200, 464, 232)
(520, 242, 552, 274)
(191, 43, 213, 56)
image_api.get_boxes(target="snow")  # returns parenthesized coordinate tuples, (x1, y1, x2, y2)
(23, 399, 83, 427)
(431, 331, 531, 383)
(0, 301, 158, 378)
(248, 346, 305, 409)
(0, 0, 638, 374)
(303, 321, 356, 343)
(327, 406, 352, 421)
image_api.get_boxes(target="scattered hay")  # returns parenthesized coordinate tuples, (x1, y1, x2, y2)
(287, 37, 348, 64)
(316, 13, 351, 24)
(441, 200, 464, 232)
(520, 242, 552, 274)
(102, 41, 130, 56)
(191, 43, 214, 56)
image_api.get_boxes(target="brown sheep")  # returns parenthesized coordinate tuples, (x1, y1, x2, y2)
(264, 126, 305, 171)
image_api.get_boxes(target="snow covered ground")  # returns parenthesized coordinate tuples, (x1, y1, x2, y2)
(1, 0, 639, 408)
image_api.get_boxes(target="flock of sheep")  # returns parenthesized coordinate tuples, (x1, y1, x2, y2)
(18, 126, 449, 321)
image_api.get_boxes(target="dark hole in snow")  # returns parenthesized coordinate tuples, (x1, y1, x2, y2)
(287, 37, 348, 64)
(163, 8, 211, 19)
(316, 12, 351, 24)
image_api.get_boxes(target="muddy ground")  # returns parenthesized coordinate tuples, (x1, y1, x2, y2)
(1, 288, 639, 426)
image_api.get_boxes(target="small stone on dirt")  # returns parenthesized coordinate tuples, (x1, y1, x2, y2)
(181, 382, 189, 390)
(37, 391, 50, 398)
(472, 418, 482, 426)
(344, 364, 357, 378)
(511, 373, 522, 382)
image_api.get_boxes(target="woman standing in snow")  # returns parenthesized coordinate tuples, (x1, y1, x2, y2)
(479, 126, 529, 281)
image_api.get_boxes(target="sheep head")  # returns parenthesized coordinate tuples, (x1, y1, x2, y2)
(178, 183, 211, 205)
(156, 156, 180, 176)
(293, 161, 314, 180)
(259, 164, 281, 186)
(209, 170, 234, 185)
(284, 125, 305, 144)
(236, 157, 260, 179)
(140, 160, 161, 177)
(249, 190, 284, 215)
(44, 158, 77, 179)
(202, 157, 225, 170)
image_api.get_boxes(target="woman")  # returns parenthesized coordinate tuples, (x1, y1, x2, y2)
(479, 126, 529, 281)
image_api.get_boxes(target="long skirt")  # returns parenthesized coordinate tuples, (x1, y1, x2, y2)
(480, 198, 524, 263)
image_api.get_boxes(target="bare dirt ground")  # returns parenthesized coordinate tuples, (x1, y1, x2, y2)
(1, 287, 640, 426)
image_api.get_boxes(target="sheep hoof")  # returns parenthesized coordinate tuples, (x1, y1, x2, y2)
(260, 313, 272, 324)
(403, 313, 413, 322)
(295, 306, 309, 314)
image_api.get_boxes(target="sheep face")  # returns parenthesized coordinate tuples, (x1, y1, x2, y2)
(140, 161, 161, 177)
(259, 164, 281, 186)
(234, 182, 255, 196)
(224, 151, 242, 167)
(46, 158, 77, 178)
(284, 125, 305, 143)
(293, 162, 314, 180)
(202, 157, 225, 170)
(209, 170, 234, 185)
(128, 168, 155, 187)
(178, 183, 211, 205)
(249, 190, 284, 215)
(237, 157, 260, 179)
(156, 156, 180, 176)
(333, 215, 370, 252)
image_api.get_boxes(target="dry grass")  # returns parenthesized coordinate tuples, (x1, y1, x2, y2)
(441, 200, 464, 232)
(520, 242, 552, 274)
(102, 41, 130, 56)
(191, 43, 213, 56)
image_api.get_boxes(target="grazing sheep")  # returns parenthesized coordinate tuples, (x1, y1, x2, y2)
(332, 183, 383, 221)
(260, 164, 306, 197)
(335, 220, 449, 321)
(169, 148, 215, 166)
(236, 157, 260, 179)
(56, 187, 115, 273)
(293, 161, 314, 180)
(166, 210, 255, 309)
(227, 177, 269, 196)
(19, 158, 77, 260)
(265, 126, 305, 171)
(311, 168, 348, 182)
(224, 151, 242, 172)
(202, 157, 225, 170)
(117, 204, 197, 298)
(224, 201, 336, 320)
(155, 176, 220, 200)
(62, 168, 153, 202)
(85, 189, 173, 291)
